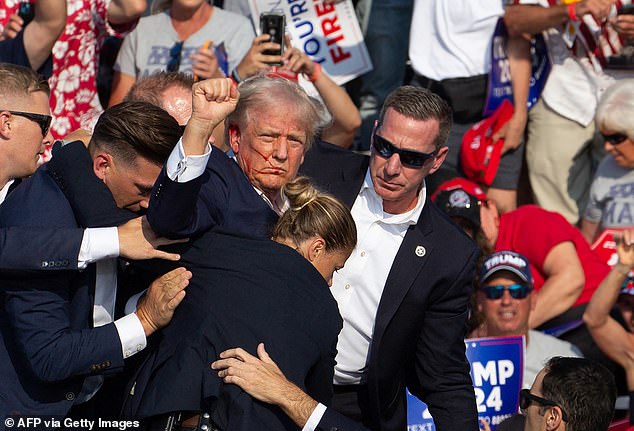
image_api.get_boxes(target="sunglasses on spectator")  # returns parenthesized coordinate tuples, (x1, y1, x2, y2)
(167, 41, 184, 72)
(5, 111, 52, 136)
(601, 132, 629, 145)
(372, 129, 437, 168)
(480, 284, 532, 300)
(519, 389, 569, 422)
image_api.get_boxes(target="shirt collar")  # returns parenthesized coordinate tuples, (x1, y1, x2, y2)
(360, 169, 426, 226)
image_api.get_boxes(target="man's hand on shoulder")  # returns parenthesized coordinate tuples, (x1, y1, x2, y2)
(117, 216, 187, 261)
(135, 267, 191, 336)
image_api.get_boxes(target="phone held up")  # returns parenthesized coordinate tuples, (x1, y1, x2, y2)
(18, 1, 35, 26)
(618, 4, 634, 15)
(260, 12, 285, 65)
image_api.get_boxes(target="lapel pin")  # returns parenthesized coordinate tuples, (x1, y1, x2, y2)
(415, 245, 426, 257)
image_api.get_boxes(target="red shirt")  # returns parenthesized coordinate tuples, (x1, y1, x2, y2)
(496, 205, 609, 305)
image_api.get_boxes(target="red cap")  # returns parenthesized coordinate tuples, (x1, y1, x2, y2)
(431, 177, 487, 202)
(460, 99, 514, 186)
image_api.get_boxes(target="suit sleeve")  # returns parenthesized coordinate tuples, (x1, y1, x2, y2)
(315, 408, 371, 431)
(0, 227, 83, 271)
(147, 155, 231, 238)
(407, 247, 479, 431)
(3, 272, 125, 382)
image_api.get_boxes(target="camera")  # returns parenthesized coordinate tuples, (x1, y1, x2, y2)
(260, 12, 285, 64)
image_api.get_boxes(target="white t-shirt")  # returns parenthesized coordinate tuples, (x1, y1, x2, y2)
(409, 0, 505, 80)
(115, 7, 254, 78)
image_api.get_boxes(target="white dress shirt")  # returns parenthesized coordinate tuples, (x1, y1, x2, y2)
(332, 170, 426, 385)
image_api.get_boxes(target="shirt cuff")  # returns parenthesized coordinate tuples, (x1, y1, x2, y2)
(78, 227, 120, 269)
(124, 289, 146, 315)
(302, 403, 327, 431)
(114, 313, 147, 359)
(165, 137, 212, 182)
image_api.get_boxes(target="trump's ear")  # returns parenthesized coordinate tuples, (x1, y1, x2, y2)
(228, 123, 241, 155)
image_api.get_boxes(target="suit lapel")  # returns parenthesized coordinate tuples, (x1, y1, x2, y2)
(7, 178, 21, 195)
(373, 203, 435, 342)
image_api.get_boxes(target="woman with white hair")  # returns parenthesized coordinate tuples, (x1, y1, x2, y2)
(581, 79, 634, 244)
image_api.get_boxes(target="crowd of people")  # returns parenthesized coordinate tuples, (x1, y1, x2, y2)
(1, 0, 634, 430)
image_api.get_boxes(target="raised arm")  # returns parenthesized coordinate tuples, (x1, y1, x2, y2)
(107, 0, 147, 25)
(21, 0, 67, 71)
(584, 230, 634, 386)
(281, 40, 360, 149)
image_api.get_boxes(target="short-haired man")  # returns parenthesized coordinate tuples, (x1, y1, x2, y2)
(522, 357, 616, 431)
(0, 101, 190, 417)
(0, 63, 181, 273)
(299, 85, 479, 430)
(476, 251, 582, 388)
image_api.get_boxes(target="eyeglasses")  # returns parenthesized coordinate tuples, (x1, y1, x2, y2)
(167, 41, 184, 72)
(372, 131, 437, 168)
(480, 284, 532, 300)
(519, 389, 569, 422)
(6, 110, 52, 136)
(601, 132, 629, 145)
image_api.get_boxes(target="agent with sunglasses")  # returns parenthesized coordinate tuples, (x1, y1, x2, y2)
(476, 251, 583, 390)
(300, 85, 479, 431)
(582, 79, 634, 244)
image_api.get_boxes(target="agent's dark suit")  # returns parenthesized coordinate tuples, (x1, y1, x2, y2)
(0, 164, 128, 418)
(300, 141, 479, 431)
(122, 232, 342, 431)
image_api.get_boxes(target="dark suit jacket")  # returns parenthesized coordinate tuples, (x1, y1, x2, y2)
(300, 141, 479, 431)
(147, 148, 278, 240)
(122, 231, 342, 431)
(0, 164, 126, 417)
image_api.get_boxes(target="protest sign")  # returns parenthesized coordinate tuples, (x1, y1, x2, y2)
(248, 0, 372, 84)
(407, 336, 524, 431)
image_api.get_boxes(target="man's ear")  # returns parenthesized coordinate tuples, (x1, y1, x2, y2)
(0, 111, 12, 139)
(428, 146, 449, 175)
(545, 406, 564, 430)
(306, 236, 326, 263)
(93, 152, 112, 182)
(228, 123, 241, 155)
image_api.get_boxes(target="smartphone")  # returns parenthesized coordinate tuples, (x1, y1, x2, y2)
(618, 4, 634, 15)
(18, 2, 35, 26)
(260, 12, 285, 64)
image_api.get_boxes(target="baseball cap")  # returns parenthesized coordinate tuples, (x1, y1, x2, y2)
(460, 99, 514, 186)
(431, 178, 487, 230)
(480, 250, 533, 286)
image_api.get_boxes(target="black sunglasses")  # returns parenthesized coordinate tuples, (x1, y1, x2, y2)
(167, 41, 184, 72)
(480, 284, 532, 300)
(519, 389, 569, 422)
(601, 132, 628, 145)
(7, 110, 52, 136)
(372, 131, 437, 168)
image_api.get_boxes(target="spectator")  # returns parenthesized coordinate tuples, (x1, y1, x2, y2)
(0, 101, 188, 418)
(1, 0, 148, 152)
(0, 0, 66, 76)
(581, 79, 634, 243)
(584, 228, 634, 425)
(432, 179, 610, 360)
(122, 177, 356, 430)
(300, 86, 479, 430)
(522, 357, 616, 431)
(409, 0, 528, 212)
(504, 0, 632, 224)
(476, 250, 583, 388)
(108, 0, 254, 106)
